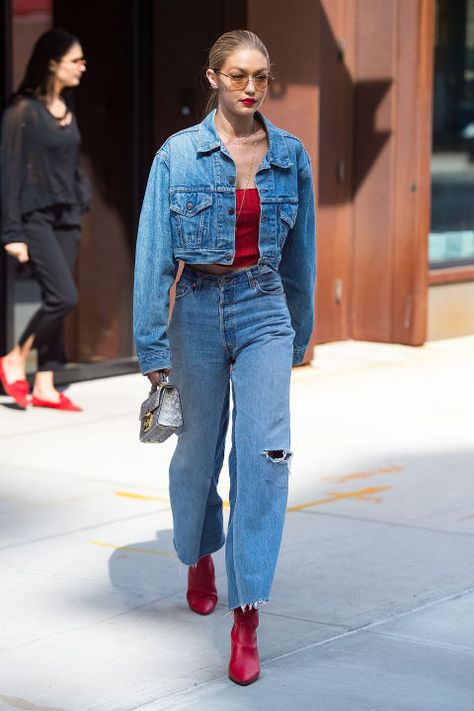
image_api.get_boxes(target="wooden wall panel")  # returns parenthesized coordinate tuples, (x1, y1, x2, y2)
(247, 0, 319, 166)
(351, 0, 434, 344)
(247, 0, 320, 361)
(391, 0, 434, 344)
(317, 0, 355, 343)
(250, 0, 434, 349)
(351, 0, 398, 342)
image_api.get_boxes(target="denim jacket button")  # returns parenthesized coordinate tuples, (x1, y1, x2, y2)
(228, 176, 235, 185)
(224, 253, 233, 261)
(228, 207, 235, 215)
(186, 202, 193, 210)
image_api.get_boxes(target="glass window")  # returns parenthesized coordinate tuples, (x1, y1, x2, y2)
(430, 0, 474, 268)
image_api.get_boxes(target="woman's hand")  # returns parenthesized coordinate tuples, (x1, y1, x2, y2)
(4, 242, 29, 263)
(147, 369, 171, 387)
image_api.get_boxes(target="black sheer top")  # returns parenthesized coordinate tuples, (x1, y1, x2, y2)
(0, 96, 90, 244)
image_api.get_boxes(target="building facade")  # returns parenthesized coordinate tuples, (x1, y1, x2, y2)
(0, 0, 472, 381)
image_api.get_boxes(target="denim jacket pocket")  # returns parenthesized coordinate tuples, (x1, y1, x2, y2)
(170, 191, 212, 248)
(278, 202, 298, 248)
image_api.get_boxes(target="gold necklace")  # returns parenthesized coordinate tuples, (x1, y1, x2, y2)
(218, 119, 260, 146)
(236, 137, 258, 224)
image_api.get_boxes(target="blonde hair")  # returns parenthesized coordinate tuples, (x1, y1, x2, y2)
(204, 30, 271, 115)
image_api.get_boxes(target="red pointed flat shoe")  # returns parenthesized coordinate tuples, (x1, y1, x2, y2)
(0, 357, 29, 408)
(31, 392, 82, 412)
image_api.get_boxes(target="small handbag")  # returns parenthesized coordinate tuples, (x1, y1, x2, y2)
(139, 379, 183, 443)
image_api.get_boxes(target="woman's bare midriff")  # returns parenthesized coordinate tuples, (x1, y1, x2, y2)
(187, 262, 259, 275)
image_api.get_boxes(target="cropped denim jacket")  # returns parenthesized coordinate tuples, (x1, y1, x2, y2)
(133, 109, 316, 374)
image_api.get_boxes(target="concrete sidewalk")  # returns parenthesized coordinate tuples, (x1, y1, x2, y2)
(0, 337, 473, 711)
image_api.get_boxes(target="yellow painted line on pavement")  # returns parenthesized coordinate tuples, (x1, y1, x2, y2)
(88, 540, 175, 557)
(115, 490, 169, 503)
(115, 483, 392, 518)
(321, 466, 402, 483)
(0, 695, 67, 711)
(286, 486, 392, 512)
(116, 489, 231, 510)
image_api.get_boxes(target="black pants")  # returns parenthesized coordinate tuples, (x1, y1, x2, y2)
(18, 206, 80, 371)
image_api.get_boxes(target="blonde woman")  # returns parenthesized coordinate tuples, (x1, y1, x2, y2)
(134, 30, 316, 685)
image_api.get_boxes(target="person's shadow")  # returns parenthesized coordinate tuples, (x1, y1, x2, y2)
(108, 527, 229, 618)
(0, 400, 27, 411)
(108, 527, 231, 673)
(108, 528, 184, 608)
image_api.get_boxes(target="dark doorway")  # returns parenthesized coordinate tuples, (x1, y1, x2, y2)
(152, 0, 246, 148)
(53, 0, 154, 372)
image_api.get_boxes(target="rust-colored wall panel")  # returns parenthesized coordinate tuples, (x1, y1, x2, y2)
(71, 169, 133, 361)
(351, 0, 398, 342)
(391, 0, 433, 344)
(391, 0, 420, 343)
(250, 0, 433, 350)
(247, 0, 319, 361)
(350, 0, 434, 345)
(317, 0, 355, 343)
(247, 0, 319, 159)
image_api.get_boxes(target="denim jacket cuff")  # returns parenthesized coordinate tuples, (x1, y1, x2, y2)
(292, 346, 308, 366)
(139, 350, 172, 375)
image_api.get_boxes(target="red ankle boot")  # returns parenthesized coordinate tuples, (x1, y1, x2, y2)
(186, 554, 217, 615)
(228, 607, 260, 685)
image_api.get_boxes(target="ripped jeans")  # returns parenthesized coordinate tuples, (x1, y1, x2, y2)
(167, 263, 295, 611)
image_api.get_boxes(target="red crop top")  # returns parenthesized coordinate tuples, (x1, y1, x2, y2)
(232, 188, 260, 268)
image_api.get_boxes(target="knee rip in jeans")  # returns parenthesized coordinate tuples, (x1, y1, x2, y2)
(261, 449, 292, 464)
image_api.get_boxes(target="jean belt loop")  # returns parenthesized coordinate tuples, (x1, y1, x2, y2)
(246, 268, 258, 288)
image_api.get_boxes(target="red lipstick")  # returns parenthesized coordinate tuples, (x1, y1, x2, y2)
(241, 99, 256, 107)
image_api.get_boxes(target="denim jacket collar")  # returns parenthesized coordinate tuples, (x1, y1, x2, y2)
(196, 109, 292, 169)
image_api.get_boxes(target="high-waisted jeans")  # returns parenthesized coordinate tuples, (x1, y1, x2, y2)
(167, 263, 295, 611)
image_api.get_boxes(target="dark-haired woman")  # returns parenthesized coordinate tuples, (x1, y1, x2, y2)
(134, 30, 316, 684)
(0, 28, 89, 411)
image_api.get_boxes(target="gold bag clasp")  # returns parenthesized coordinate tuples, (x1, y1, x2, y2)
(143, 410, 153, 432)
